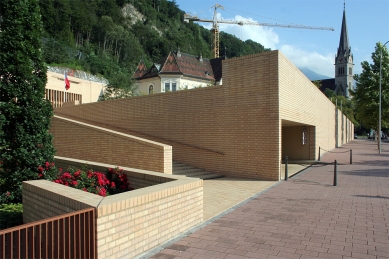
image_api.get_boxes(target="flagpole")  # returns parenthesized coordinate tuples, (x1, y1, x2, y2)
(64, 72, 66, 104)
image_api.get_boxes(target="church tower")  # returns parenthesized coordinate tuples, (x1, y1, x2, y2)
(335, 4, 354, 98)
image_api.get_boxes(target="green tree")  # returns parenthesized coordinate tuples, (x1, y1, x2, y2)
(351, 42, 389, 134)
(0, 0, 56, 203)
(312, 80, 322, 88)
(324, 89, 357, 125)
(100, 70, 138, 100)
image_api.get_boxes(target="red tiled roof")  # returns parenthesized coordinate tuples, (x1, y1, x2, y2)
(133, 59, 147, 78)
(133, 51, 223, 82)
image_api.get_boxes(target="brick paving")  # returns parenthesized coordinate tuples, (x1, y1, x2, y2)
(147, 140, 389, 259)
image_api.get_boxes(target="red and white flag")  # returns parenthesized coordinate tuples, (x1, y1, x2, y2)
(65, 73, 70, 90)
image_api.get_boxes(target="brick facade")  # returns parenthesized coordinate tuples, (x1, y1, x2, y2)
(53, 50, 354, 181)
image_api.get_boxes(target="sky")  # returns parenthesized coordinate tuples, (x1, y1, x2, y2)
(175, 0, 389, 78)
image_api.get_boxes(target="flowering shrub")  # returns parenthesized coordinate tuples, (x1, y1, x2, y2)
(52, 166, 132, 197)
(38, 162, 133, 196)
(37, 161, 59, 181)
(106, 167, 133, 194)
(1, 160, 58, 204)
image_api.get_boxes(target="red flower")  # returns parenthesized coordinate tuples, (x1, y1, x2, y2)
(110, 182, 116, 188)
(6, 192, 10, 196)
(38, 173, 43, 178)
(62, 172, 72, 179)
(38, 166, 44, 173)
(73, 171, 81, 178)
(45, 161, 50, 168)
(51, 162, 55, 167)
(98, 187, 107, 197)
(71, 181, 78, 186)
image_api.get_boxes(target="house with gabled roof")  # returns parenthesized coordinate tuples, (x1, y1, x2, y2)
(133, 48, 223, 95)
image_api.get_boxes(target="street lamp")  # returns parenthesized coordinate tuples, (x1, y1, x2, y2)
(379, 40, 389, 154)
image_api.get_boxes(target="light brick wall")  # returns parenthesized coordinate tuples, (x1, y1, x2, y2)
(23, 161, 203, 259)
(50, 116, 172, 174)
(52, 51, 353, 181)
(278, 52, 353, 160)
(53, 52, 280, 180)
(23, 180, 101, 223)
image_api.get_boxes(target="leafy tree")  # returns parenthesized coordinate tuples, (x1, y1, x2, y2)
(312, 80, 322, 88)
(351, 42, 389, 134)
(100, 70, 138, 100)
(0, 0, 55, 203)
(39, 0, 73, 42)
(324, 89, 357, 125)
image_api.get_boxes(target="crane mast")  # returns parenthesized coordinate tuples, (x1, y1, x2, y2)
(184, 4, 334, 58)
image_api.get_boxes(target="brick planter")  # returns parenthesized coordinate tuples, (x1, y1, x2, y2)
(23, 158, 203, 258)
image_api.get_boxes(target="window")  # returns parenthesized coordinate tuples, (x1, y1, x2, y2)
(164, 81, 177, 92)
(349, 67, 352, 75)
(149, 85, 154, 94)
(338, 67, 345, 75)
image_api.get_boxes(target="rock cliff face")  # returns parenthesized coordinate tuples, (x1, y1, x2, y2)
(122, 3, 145, 25)
(122, 3, 163, 36)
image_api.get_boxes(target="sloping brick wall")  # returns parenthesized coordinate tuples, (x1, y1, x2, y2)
(50, 116, 172, 173)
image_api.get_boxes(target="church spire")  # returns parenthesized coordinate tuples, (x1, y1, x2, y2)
(334, 1, 354, 99)
(337, 3, 350, 57)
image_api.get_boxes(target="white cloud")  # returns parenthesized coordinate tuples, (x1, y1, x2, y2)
(201, 14, 335, 77)
(218, 15, 279, 50)
(279, 45, 335, 77)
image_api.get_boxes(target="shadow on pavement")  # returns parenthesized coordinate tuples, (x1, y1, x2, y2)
(340, 169, 389, 177)
(291, 178, 333, 187)
(353, 195, 389, 199)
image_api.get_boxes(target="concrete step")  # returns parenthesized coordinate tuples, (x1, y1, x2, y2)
(173, 168, 204, 174)
(172, 161, 223, 180)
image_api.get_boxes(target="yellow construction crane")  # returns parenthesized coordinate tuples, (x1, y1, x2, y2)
(184, 4, 334, 58)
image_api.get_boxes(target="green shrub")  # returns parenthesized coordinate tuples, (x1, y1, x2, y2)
(0, 203, 23, 230)
(0, 0, 56, 204)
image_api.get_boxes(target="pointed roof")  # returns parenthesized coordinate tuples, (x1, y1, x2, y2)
(337, 4, 351, 57)
(133, 59, 147, 78)
(133, 51, 223, 82)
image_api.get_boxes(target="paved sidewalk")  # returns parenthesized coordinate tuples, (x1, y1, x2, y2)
(204, 163, 309, 221)
(147, 140, 389, 259)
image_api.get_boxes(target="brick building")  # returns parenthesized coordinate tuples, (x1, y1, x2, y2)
(52, 50, 354, 181)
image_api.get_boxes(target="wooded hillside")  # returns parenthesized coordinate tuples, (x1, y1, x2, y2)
(39, 0, 269, 88)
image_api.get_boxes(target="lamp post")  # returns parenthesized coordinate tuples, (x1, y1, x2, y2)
(379, 40, 389, 154)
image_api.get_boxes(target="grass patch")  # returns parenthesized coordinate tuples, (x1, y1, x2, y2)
(0, 203, 23, 230)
